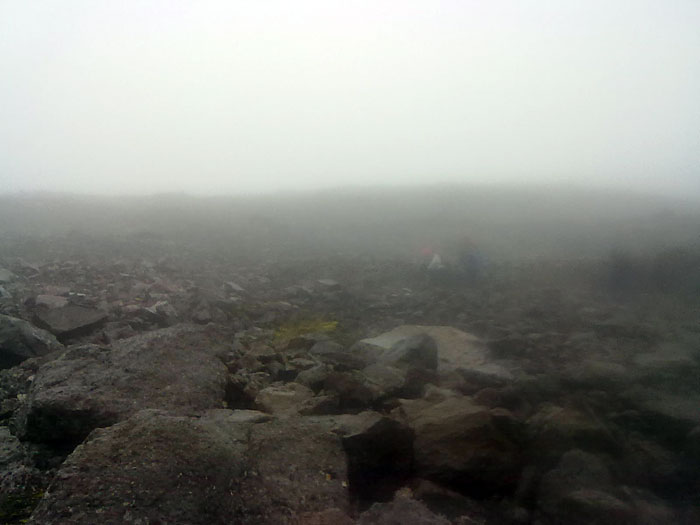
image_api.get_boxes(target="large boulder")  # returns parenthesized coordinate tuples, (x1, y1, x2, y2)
(33, 305, 108, 342)
(395, 394, 520, 494)
(0, 268, 16, 284)
(526, 404, 620, 460)
(27, 410, 351, 524)
(378, 334, 438, 370)
(357, 326, 514, 382)
(308, 411, 414, 506)
(19, 324, 231, 445)
(0, 315, 63, 369)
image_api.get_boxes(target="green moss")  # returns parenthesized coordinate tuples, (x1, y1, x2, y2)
(273, 317, 338, 343)
(0, 490, 44, 524)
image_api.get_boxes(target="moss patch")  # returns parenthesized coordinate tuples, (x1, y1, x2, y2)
(274, 317, 339, 343)
(0, 490, 44, 524)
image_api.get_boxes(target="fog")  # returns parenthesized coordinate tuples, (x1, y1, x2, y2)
(1, 1, 699, 196)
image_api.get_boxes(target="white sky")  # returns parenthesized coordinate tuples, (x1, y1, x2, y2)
(1, 1, 699, 195)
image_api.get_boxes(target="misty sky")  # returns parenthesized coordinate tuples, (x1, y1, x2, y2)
(1, 1, 699, 196)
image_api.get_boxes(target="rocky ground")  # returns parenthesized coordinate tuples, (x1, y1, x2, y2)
(1, 234, 700, 524)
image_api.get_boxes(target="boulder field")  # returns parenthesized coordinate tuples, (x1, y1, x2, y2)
(1, 254, 699, 524)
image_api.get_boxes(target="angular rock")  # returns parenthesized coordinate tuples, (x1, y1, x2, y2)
(0, 315, 63, 369)
(324, 371, 376, 411)
(19, 324, 230, 446)
(28, 409, 350, 524)
(562, 359, 630, 389)
(379, 333, 438, 370)
(247, 417, 351, 520)
(357, 490, 451, 524)
(255, 382, 315, 416)
(33, 305, 108, 341)
(362, 363, 408, 400)
(526, 404, 620, 459)
(318, 411, 414, 506)
(551, 489, 635, 525)
(0, 268, 16, 283)
(537, 449, 613, 515)
(620, 389, 700, 441)
(396, 395, 520, 494)
(311, 341, 367, 371)
(358, 325, 512, 380)
(296, 364, 331, 392)
(34, 295, 68, 309)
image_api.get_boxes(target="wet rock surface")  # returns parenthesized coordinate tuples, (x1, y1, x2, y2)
(0, 238, 698, 523)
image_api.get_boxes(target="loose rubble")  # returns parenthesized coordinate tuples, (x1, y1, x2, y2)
(0, 242, 698, 524)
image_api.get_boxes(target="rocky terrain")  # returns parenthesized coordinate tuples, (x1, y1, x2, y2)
(1, 191, 700, 524)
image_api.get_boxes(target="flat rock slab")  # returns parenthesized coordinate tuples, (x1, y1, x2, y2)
(33, 305, 108, 341)
(360, 325, 502, 375)
(20, 324, 231, 445)
(0, 314, 63, 369)
(28, 410, 350, 525)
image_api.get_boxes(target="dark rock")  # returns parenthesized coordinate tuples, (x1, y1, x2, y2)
(311, 341, 367, 371)
(396, 395, 520, 495)
(0, 315, 63, 370)
(537, 449, 613, 515)
(19, 324, 230, 446)
(550, 489, 635, 525)
(299, 394, 340, 416)
(335, 411, 414, 506)
(295, 364, 331, 392)
(412, 478, 493, 521)
(361, 363, 407, 400)
(33, 305, 108, 342)
(618, 435, 683, 497)
(324, 372, 375, 411)
(526, 404, 620, 460)
(620, 389, 700, 443)
(293, 508, 355, 525)
(562, 359, 630, 390)
(28, 409, 351, 524)
(34, 295, 69, 309)
(247, 417, 350, 520)
(489, 336, 528, 358)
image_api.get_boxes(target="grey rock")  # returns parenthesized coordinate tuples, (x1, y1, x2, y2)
(526, 404, 620, 459)
(396, 395, 520, 493)
(296, 364, 332, 392)
(0, 268, 17, 283)
(33, 305, 108, 341)
(254, 382, 315, 416)
(537, 449, 613, 515)
(322, 410, 414, 505)
(358, 491, 451, 524)
(35, 295, 69, 309)
(19, 324, 230, 445)
(28, 410, 350, 524)
(0, 314, 63, 369)
(379, 333, 438, 370)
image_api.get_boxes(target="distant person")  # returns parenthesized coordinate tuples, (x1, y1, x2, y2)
(427, 252, 445, 271)
(456, 235, 483, 284)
